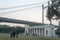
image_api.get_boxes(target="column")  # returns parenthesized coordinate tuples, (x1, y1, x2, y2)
(33, 29, 34, 35)
(39, 28, 40, 35)
(42, 28, 43, 36)
(36, 28, 37, 34)
(32, 29, 33, 34)
(35, 28, 36, 34)
(34, 28, 35, 34)
(31, 29, 32, 34)
(40, 28, 42, 36)
(37, 28, 39, 35)
(43, 28, 45, 36)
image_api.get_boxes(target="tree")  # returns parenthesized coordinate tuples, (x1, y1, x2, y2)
(46, 0, 60, 37)
(46, 0, 60, 22)
(46, 6, 55, 24)
(56, 27, 60, 37)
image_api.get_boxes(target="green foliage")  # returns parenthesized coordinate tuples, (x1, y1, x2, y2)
(46, 6, 55, 21)
(15, 27, 25, 33)
(56, 30, 60, 35)
(56, 28, 60, 35)
(0, 25, 25, 33)
(46, 0, 60, 20)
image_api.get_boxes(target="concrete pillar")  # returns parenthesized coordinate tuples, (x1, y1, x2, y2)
(43, 28, 45, 36)
(36, 28, 37, 34)
(32, 29, 33, 34)
(42, 28, 45, 36)
(39, 28, 40, 35)
(34, 28, 35, 34)
(25, 27, 28, 35)
(31, 29, 32, 34)
(33, 29, 34, 34)
(37, 28, 39, 35)
(53, 28, 56, 36)
(44, 28, 46, 36)
(40, 28, 42, 36)
(35, 28, 36, 34)
(30, 29, 31, 34)
(42, 28, 43, 36)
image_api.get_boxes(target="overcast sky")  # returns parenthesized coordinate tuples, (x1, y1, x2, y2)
(0, 0, 59, 26)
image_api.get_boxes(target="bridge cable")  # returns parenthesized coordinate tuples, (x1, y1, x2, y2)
(0, 5, 42, 14)
(1, 5, 42, 17)
(0, 2, 47, 10)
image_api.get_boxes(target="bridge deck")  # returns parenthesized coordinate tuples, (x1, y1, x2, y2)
(0, 17, 42, 26)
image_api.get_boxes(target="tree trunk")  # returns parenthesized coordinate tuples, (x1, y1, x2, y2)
(50, 20, 52, 25)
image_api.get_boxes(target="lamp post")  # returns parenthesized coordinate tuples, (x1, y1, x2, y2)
(42, 4, 44, 24)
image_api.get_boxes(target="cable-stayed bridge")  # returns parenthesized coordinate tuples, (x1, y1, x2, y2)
(0, 17, 42, 26)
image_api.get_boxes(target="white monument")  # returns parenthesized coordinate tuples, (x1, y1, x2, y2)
(25, 24, 56, 36)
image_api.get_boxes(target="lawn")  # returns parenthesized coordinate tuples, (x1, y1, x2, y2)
(0, 33, 60, 40)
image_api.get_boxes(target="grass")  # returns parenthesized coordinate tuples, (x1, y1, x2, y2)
(0, 33, 60, 40)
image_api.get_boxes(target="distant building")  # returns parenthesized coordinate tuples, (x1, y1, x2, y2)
(25, 24, 56, 36)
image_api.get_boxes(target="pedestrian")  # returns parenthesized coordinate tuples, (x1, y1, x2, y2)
(12, 31, 15, 38)
(10, 31, 13, 38)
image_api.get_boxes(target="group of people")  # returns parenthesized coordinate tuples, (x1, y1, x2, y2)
(10, 31, 18, 38)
